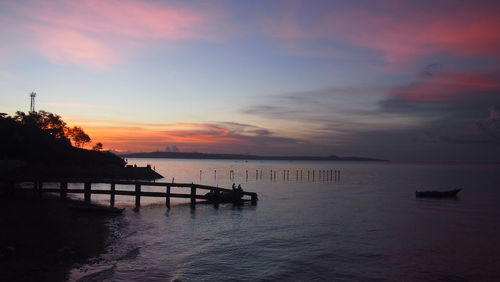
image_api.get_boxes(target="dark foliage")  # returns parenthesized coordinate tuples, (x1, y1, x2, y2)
(0, 113, 124, 167)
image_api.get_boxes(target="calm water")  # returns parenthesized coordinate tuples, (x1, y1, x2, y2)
(70, 159, 500, 281)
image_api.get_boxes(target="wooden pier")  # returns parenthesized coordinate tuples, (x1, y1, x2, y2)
(6, 179, 258, 209)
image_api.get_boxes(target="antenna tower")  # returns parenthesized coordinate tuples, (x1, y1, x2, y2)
(30, 92, 36, 113)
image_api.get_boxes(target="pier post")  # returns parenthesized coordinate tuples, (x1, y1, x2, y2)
(60, 182, 67, 200)
(251, 193, 257, 205)
(166, 185, 171, 209)
(110, 183, 116, 206)
(36, 181, 43, 198)
(190, 186, 196, 209)
(214, 189, 220, 209)
(135, 184, 141, 208)
(84, 182, 91, 203)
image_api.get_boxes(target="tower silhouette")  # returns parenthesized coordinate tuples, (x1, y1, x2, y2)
(30, 92, 36, 113)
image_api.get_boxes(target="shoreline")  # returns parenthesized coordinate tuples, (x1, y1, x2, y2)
(0, 191, 120, 281)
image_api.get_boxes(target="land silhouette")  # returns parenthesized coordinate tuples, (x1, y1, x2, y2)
(121, 151, 387, 162)
(0, 111, 161, 179)
(0, 110, 158, 281)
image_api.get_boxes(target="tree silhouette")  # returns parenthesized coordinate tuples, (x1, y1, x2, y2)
(66, 126, 91, 148)
(92, 142, 103, 151)
(1, 111, 125, 167)
(14, 110, 67, 139)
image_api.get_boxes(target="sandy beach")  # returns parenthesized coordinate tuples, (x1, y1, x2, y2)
(0, 191, 119, 281)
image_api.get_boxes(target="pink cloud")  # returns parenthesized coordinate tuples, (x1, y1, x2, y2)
(19, 0, 212, 40)
(393, 72, 500, 102)
(29, 25, 118, 70)
(269, 1, 500, 68)
(9, 0, 220, 69)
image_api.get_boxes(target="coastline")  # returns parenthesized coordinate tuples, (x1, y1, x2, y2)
(0, 191, 120, 281)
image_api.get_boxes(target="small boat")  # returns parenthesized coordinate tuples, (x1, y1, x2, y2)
(205, 189, 244, 203)
(415, 189, 461, 198)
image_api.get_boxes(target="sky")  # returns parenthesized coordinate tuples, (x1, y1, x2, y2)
(1, 0, 500, 162)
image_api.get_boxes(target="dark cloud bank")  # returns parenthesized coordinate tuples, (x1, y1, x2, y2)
(243, 70, 500, 162)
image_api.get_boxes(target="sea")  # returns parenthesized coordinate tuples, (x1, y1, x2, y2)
(69, 159, 500, 282)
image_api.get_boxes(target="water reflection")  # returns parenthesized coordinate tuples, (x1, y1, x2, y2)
(70, 160, 500, 281)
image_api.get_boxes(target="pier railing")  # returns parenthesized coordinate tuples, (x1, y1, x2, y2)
(5, 178, 258, 209)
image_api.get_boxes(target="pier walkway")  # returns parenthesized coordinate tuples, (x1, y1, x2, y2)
(4, 178, 258, 209)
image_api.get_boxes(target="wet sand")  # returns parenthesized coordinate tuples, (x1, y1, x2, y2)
(0, 192, 119, 281)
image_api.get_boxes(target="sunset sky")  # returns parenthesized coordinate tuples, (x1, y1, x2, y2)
(1, 0, 500, 162)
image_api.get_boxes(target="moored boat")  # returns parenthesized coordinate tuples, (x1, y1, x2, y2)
(415, 189, 461, 198)
(205, 189, 244, 203)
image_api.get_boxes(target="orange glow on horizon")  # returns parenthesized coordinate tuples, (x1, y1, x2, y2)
(73, 121, 259, 152)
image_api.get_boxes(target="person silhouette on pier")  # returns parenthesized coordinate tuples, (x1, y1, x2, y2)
(237, 184, 242, 191)
(232, 183, 236, 190)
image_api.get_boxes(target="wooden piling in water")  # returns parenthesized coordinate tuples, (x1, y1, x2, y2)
(213, 189, 220, 208)
(84, 182, 91, 203)
(60, 182, 67, 200)
(36, 181, 43, 198)
(135, 184, 141, 208)
(251, 193, 257, 205)
(166, 185, 171, 209)
(110, 183, 116, 206)
(190, 186, 196, 209)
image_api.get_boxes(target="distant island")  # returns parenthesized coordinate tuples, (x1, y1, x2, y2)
(120, 151, 388, 162)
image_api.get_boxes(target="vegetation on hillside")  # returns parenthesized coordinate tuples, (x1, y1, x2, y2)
(0, 111, 124, 167)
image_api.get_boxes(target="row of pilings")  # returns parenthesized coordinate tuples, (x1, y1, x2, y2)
(199, 169, 341, 182)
